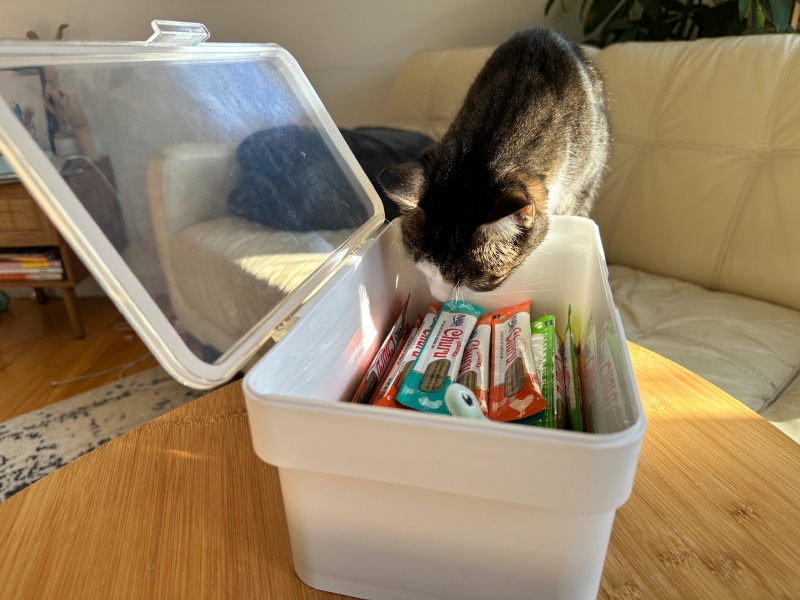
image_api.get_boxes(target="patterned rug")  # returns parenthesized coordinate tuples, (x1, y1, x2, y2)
(0, 367, 209, 501)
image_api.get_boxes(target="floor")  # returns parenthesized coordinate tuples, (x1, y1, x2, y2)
(0, 293, 157, 423)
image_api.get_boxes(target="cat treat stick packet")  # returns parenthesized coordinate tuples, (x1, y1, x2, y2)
(579, 314, 601, 432)
(563, 305, 585, 431)
(530, 314, 566, 429)
(488, 302, 546, 424)
(594, 322, 635, 432)
(351, 296, 410, 405)
(372, 304, 440, 409)
(368, 316, 420, 410)
(455, 314, 493, 417)
(397, 300, 483, 414)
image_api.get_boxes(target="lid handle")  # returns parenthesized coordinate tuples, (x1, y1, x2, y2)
(147, 20, 210, 46)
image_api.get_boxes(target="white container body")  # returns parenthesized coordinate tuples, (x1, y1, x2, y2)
(244, 216, 646, 600)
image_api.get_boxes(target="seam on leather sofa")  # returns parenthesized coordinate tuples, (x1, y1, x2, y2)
(627, 283, 781, 404)
(635, 330, 776, 411)
(609, 135, 796, 157)
(772, 366, 800, 412)
(616, 271, 707, 332)
(712, 45, 800, 291)
(757, 42, 800, 153)
(601, 49, 688, 248)
(710, 155, 762, 290)
(601, 138, 645, 247)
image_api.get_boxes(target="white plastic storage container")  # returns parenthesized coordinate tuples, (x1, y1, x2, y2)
(0, 22, 645, 600)
(243, 216, 645, 600)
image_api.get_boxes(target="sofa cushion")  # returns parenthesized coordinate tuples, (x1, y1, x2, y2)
(760, 375, 800, 441)
(608, 264, 800, 413)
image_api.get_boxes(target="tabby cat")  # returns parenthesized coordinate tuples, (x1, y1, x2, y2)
(379, 27, 610, 300)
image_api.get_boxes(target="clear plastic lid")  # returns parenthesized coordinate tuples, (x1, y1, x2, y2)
(0, 22, 384, 388)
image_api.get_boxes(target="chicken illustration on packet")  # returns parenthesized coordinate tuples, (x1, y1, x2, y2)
(488, 301, 546, 423)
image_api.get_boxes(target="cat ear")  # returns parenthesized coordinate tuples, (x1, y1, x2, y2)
(378, 161, 426, 212)
(485, 186, 535, 228)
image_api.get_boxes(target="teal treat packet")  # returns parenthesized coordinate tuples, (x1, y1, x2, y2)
(397, 300, 483, 414)
(530, 315, 566, 429)
(563, 305, 584, 432)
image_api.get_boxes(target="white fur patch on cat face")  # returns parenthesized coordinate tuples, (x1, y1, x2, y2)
(416, 260, 454, 302)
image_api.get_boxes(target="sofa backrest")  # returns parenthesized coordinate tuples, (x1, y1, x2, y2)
(383, 34, 800, 312)
(592, 35, 800, 312)
(383, 47, 494, 140)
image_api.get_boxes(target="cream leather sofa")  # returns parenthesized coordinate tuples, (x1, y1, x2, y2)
(378, 33, 800, 441)
(148, 33, 800, 441)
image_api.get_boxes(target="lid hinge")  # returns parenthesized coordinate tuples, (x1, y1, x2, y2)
(147, 20, 210, 46)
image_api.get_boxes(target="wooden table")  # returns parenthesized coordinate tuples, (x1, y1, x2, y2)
(1, 343, 799, 599)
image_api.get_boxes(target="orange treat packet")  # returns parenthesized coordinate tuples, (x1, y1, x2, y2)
(488, 301, 546, 423)
(456, 314, 492, 417)
(351, 297, 409, 404)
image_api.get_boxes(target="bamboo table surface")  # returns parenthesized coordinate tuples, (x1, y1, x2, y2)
(1, 342, 799, 599)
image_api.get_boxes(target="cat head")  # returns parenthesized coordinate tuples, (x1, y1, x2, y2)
(379, 152, 549, 301)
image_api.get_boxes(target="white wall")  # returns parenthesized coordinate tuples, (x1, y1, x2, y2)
(3, 1, 583, 126)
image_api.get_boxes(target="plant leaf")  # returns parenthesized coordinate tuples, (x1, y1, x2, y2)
(755, 0, 766, 30)
(604, 19, 638, 29)
(584, 0, 627, 34)
(545, 0, 560, 16)
(738, 0, 750, 19)
(617, 29, 639, 41)
(765, 0, 792, 31)
(694, 2, 748, 37)
(639, 0, 663, 21)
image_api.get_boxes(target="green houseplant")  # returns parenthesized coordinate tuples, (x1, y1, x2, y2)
(547, 0, 798, 46)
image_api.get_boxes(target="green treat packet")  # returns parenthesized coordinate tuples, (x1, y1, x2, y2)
(397, 299, 483, 414)
(564, 305, 584, 432)
(530, 315, 566, 429)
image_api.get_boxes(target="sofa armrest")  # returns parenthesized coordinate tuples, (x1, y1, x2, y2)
(147, 143, 238, 299)
(147, 143, 239, 238)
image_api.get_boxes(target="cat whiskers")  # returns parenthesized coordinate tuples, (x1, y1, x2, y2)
(450, 280, 465, 302)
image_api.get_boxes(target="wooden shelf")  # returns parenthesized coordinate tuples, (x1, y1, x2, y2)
(0, 182, 89, 338)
